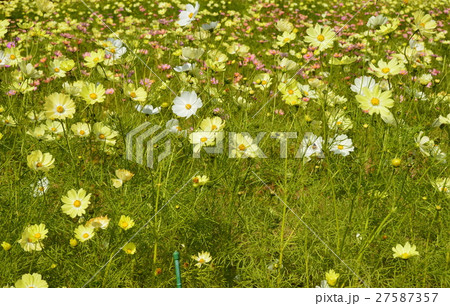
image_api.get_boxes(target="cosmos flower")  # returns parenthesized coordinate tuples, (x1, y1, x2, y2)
(199, 116, 225, 132)
(92, 122, 119, 146)
(27, 150, 55, 172)
(135, 104, 161, 115)
(192, 251, 212, 268)
(230, 133, 261, 158)
(15, 273, 48, 288)
(350, 76, 377, 95)
(74, 225, 95, 242)
(392, 242, 419, 259)
(71, 122, 91, 137)
(44, 93, 76, 120)
(123, 242, 136, 255)
(412, 11, 436, 38)
(296, 132, 324, 161)
(369, 58, 405, 79)
(80, 82, 106, 105)
(366, 15, 388, 29)
(172, 91, 203, 118)
(329, 134, 355, 156)
(177, 2, 200, 27)
(111, 169, 135, 188)
(304, 24, 335, 51)
(85, 216, 110, 230)
(192, 175, 209, 187)
(118, 215, 135, 230)
(61, 188, 92, 218)
(356, 85, 394, 118)
(325, 270, 339, 286)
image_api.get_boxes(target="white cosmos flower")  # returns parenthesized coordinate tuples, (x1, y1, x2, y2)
(135, 104, 161, 115)
(104, 38, 127, 60)
(177, 2, 200, 27)
(329, 134, 355, 156)
(174, 63, 195, 72)
(201, 21, 218, 31)
(0, 50, 10, 67)
(296, 132, 324, 161)
(367, 15, 388, 29)
(350, 76, 377, 95)
(172, 91, 202, 118)
(31, 177, 49, 197)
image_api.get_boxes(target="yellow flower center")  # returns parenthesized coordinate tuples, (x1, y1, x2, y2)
(211, 125, 217, 130)
(401, 253, 410, 259)
(83, 233, 89, 238)
(188, 12, 194, 18)
(317, 34, 325, 42)
(90, 93, 97, 99)
(337, 145, 344, 150)
(185, 104, 192, 110)
(28, 238, 33, 243)
(199, 258, 205, 263)
(10, 54, 16, 60)
(34, 233, 41, 239)
(371, 97, 380, 106)
(38, 186, 45, 191)
(200, 137, 207, 142)
(283, 37, 290, 42)
(36, 162, 43, 168)
(126, 249, 133, 254)
(99, 134, 106, 139)
(238, 144, 246, 151)
(54, 67, 60, 72)
(419, 22, 425, 27)
(193, 177, 199, 183)
(93, 57, 99, 62)
(56, 106, 65, 113)
(336, 121, 342, 125)
(130, 92, 137, 98)
(73, 200, 81, 207)
(122, 222, 128, 228)
(288, 89, 294, 95)
(110, 48, 116, 53)
(261, 80, 267, 85)
(51, 127, 56, 132)
(0, 59, 2, 63)
(176, 126, 182, 131)
(382, 67, 390, 74)
(80, 130, 85, 135)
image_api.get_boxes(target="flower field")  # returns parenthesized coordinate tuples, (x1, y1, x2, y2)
(0, 0, 449, 288)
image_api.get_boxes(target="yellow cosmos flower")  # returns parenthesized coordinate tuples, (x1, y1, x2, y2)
(61, 188, 91, 218)
(304, 24, 335, 51)
(80, 82, 106, 105)
(15, 273, 48, 288)
(392, 242, 420, 259)
(325, 269, 340, 286)
(2, 241, 12, 251)
(199, 116, 225, 132)
(71, 122, 91, 137)
(118, 215, 135, 230)
(44, 93, 76, 120)
(27, 150, 55, 172)
(412, 11, 436, 38)
(112, 169, 135, 188)
(192, 251, 212, 268)
(74, 225, 95, 242)
(125, 84, 147, 102)
(369, 58, 404, 79)
(356, 85, 394, 118)
(123, 242, 136, 255)
(93, 122, 119, 146)
(84, 49, 105, 68)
